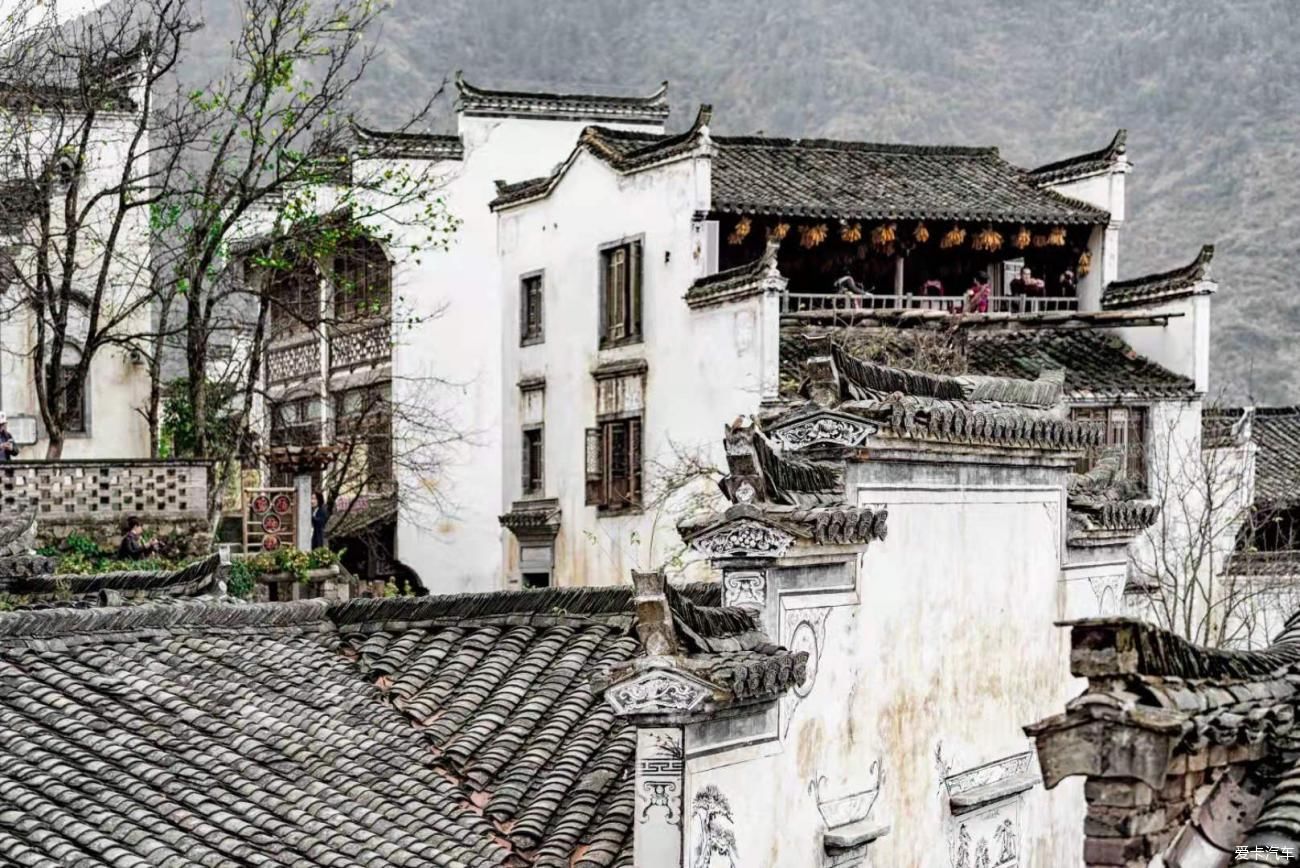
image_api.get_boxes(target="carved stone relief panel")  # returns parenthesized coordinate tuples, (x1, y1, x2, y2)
(635, 728, 684, 868)
(769, 412, 878, 451)
(690, 519, 795, 559)
(780, 605, 830, 738)
(608, 670, 713, 716)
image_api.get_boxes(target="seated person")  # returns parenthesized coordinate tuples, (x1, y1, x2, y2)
(117, 515, 161, 560)
(1009, 266, 1045, 310)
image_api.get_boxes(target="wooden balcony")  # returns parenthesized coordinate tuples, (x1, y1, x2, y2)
(781, 292, 1079, 315)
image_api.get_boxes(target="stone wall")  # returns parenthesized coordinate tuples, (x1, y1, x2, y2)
(0, 459, 211, 550)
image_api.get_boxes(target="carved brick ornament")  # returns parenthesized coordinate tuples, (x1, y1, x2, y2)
(607, 671, 712, 715)
(689, 519, 795, 558)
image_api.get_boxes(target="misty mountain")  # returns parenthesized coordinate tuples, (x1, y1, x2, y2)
(192, 0, 1300, 404)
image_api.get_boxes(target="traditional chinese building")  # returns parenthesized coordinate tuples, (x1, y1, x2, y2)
(0, 35, 154, 457)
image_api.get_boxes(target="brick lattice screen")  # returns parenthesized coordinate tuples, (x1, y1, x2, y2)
(0, 460, 209, 522)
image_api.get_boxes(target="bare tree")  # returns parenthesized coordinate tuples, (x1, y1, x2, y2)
(1127, 405, 1285, 649)
(0, 0, 195, 457)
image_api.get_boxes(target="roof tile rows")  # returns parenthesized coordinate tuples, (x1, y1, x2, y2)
(1102, 245, 1215, 309)
(455, 72, 669, 125)
(707, 135, 1108, 224)
(0, 581, 784, 867)
(780, 326, 1194, 400)
(1248, 407, 1300, 506)
(964, 329, 1196, 398)
(1026, 129, 1127, 185)
(492, 120, 1110, 225)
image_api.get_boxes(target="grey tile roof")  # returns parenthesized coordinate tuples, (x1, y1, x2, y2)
(780, 326, 1195, 401)
(491, 117, 1109, 225)
(684, 240, 782, 309)
(1102, 244, 1215, 309)
(455, 72, 669, 125)
(1026, 129, 1127, 185)
(0, 582, 785, 866)
(0, 552, 225, 602)
(964, 329, 1196, 398)
(347, 122, 464, 161)
(1208, 406, 1300, 507)
(706, 135, 1108, 224)
(1026, 617, 1300, 862)
(1249, 407, 1300, 506)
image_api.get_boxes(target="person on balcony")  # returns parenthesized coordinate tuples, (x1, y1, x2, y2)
(834, 274, 866, 310)
(965, 274, 991, 313)
(1010, 266, 1045, 312)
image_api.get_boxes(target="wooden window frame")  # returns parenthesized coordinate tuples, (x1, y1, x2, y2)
(520, 270, 544, 346)
(598, 237, 644, 348)
(333, 237, 392, 323)
(59, 364, 87, 434)
(521, 424, 544, 497)
(1071, 404, 1148, 490)
(269, 263, 321, 336)
(585, 412, 643, 512)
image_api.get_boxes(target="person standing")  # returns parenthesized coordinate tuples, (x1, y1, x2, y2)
(965, 273, 991, 313)
(310, 491, 330, 550)
(0, 414, 19, 462)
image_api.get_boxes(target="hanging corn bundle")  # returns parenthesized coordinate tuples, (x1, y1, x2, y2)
(1013, 226, 1031, 249)
(727, 216, 752, 245)
(769, 222, 790, 241)
(1032, 233, 1049, 248)
(800, 223, 829, 249)
(971, 227, 1003, 253)
(840, 222, 863, 243)
(1047, 225, 1067, 246)
(1077, 250, 1092, 277)
(913, 222, 930, 243)
(940, 225, 967, 249)
(870, 223, 897, 249)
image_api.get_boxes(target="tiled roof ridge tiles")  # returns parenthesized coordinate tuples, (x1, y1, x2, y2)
(0, 581, 728, 643)
(1108, 243, 1215, 291)
(455, 70, 670, 109)
(1027, 129, 1127, 181)
(330, 582, 722, 631)
(710, 135, 1000, 157)
(0, 598, 333, 644)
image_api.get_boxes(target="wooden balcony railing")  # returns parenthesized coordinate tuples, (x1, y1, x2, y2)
(781, 292, 1079, 315)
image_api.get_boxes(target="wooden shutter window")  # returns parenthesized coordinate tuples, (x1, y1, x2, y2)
(629, 416, 642, 506)
(521, 429, 532, 493)
(1126, 406, 1147, 486)
(585, 427, 605, 505)
(629, 241, 643, 339)
(607, 248, 626, 341)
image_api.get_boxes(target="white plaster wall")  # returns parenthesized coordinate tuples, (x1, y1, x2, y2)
(685, 477, 1086, 867)
(0, 109, 152, 458)
(1115, 294, 1211, 393)
(1042, 167, 1126, 311)
(387, 113, 665, 593)
(497, 148, 773, 587)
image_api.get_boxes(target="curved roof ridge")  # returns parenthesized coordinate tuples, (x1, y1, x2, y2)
(454, 70, 669, 124)
(1028, 129, 1128, 183)
(0, 598, 330, 643)
(709, 135, 1000, 157)
(1103, 244, 1215, 308)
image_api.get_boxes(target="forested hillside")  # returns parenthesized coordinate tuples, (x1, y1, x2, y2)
(193, 0, 1300, 403)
